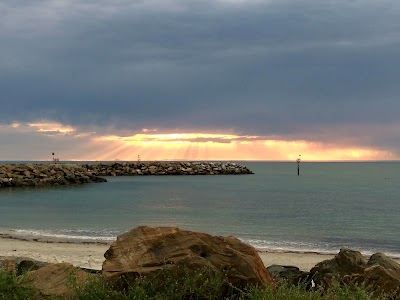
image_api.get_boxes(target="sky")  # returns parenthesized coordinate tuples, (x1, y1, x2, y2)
(1, 0, 399, 161)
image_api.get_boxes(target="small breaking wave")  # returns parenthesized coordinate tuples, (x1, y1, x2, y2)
(1, 227, 400, 259)
(241, 238, 400, 259)
(0, 228, 117, 244)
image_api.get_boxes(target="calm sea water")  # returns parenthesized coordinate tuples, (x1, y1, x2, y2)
(0, 162, 399, 257)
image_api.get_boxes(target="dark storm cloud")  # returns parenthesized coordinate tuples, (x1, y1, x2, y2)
(1, 0, 400, 152)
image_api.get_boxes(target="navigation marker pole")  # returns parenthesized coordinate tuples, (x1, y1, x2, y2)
(296, 155, 301, 176)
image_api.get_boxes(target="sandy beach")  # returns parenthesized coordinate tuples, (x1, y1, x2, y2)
(4, 237, 399, 272)
(258, 251, 335, 271)
(0, 238, 110, 270)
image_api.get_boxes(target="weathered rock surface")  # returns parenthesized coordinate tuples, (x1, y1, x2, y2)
(102, 226, 272, 289)
(0, 256, 48, 275)
(348, 253, 400, 296)
(0, 163, 107, 188)
(267, 264, 311, 287)
(310, 249, 400, 296)
(367, 252, 400, 271)
(22, 263, 91, 298)
(83, 161, 254, 176)
(310, 248, 367, 286)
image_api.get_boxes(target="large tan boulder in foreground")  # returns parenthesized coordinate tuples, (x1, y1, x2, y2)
(102, 226, 273, 289)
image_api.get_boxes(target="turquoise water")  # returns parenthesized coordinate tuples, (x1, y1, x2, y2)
(0, 162, 399, 256)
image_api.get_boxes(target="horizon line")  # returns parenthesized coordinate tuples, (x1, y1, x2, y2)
(1, 159, 400, 163)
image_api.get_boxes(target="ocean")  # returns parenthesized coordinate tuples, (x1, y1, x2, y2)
(0, 162, 399, 257)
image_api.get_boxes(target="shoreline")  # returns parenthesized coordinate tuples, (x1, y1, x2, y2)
(0, 232, 113, 245)
(1, 236, 399, 272)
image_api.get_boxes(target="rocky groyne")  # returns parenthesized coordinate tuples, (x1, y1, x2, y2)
(0, 164, 106, 188)
(83, 161, 254, 176)
(0, 162, 253, 188)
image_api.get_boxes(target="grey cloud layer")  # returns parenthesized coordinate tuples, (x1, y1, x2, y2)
(1, 0, 400, 152)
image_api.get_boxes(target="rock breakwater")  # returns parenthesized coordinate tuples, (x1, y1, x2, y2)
(0, 164, 107, 188)
(0, 162, 253, 188)
(83, 161, 253, 176)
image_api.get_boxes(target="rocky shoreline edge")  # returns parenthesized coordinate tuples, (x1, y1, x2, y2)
(0, 161, 253, 188)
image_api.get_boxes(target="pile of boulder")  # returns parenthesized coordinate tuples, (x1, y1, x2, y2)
(0, 161, 254, 188)
(268, 248, 400, 296)
(1, 227, 399, 298)
(312, 249, 400, 295)
(83, 161, 254, 176)
(0, 164, 106, 188)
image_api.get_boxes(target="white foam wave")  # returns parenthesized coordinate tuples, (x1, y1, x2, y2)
(0, 228, 117, 243)
(241, 238, 400, 258)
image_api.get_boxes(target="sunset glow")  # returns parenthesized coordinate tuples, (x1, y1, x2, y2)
(89, 132, 396, 162)
(97, 133, 261, 143)
(1, 122, 397, 161)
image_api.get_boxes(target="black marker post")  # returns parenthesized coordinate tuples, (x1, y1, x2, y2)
(296, 155, 301, 176)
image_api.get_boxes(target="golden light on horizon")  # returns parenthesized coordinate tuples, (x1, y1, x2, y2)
(99, 133, 260, 144)
(2, 122, 397, 161)
(89, 132, 396, 161)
